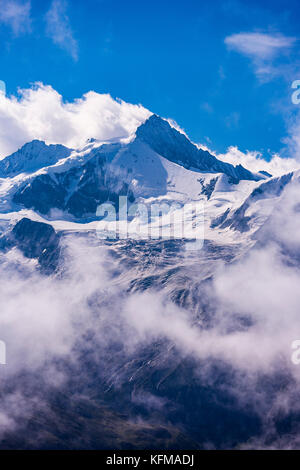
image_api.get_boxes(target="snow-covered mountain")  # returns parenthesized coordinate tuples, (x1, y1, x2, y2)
(0, 140, 72, 177)
(0, 113, 295, 249)
(2, 112, 300, 450)
(136, 115, 261, 182)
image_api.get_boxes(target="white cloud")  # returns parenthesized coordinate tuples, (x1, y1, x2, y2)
(0, 83, 151, 158)
(0, 237, 113, 374)
(209, 180, 300, 383)
(1, 183, 300, 444)
(45, 0, 78, 61)
(0, 0, 31, 35)
(225, 32, 296, 80)
(198, 141, 300, 176)
(216, 146, 300, 176)
(225, 32, 295, 60)
(0, 236, 117, 435)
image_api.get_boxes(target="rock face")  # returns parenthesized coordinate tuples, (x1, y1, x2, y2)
(0, 140, 71, 177)
(13, 151, 134, 218)
(10, 217, 61, 273)
(213, 172, 294, 232)
(136, 115, 260, 183)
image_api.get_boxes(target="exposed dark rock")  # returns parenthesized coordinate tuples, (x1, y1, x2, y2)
(13, 151, 134, 218)
(10, 217, 60, 273)
(136, 115, 261, 183)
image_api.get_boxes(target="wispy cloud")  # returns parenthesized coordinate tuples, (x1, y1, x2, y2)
(0, 0, 31, 35)
(225, 32, 295, 60)
(225, 32, 296, 81)
(45, 0, 78, 61)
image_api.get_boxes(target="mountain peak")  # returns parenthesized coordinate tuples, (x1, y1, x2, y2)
(136, 115, 261, 183)
(24, 139, 46, 146)
(136, 114, 183, 141)
(0, 140, 72, 178)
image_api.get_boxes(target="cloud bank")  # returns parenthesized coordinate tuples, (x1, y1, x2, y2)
(216, 146, 299, 176)
(2, 189, 300, 447)
(0, 83, 151, 158)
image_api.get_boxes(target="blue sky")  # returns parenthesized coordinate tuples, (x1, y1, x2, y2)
(0, 0, 300, 156)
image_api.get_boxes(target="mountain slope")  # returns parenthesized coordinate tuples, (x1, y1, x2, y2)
(136, 115, 262, 183)
(0, 115, 267, 224)
(0, 140, 72, 177)
(1, 112, 300, 450)
(0, 113, 296, 250)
